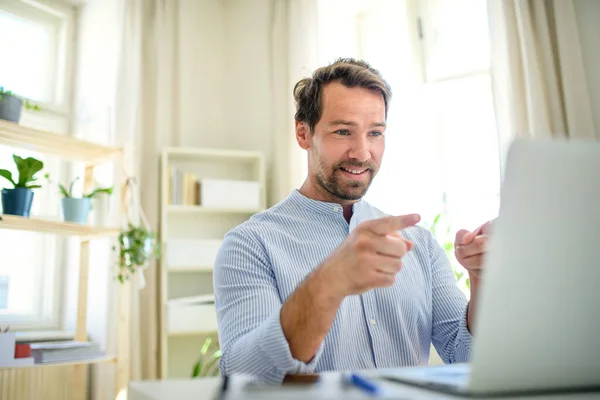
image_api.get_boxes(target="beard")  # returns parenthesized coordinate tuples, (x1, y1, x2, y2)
(315, 159, 377, 201)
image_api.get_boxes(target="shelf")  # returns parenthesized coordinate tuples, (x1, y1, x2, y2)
(0, 355, 116, 370)
(164, 147, 263, 161)
(167, 330, 216, 337)
(0, 214, 120, 238)
(0, 119, 122, 164)
(167, 205, 263, 214)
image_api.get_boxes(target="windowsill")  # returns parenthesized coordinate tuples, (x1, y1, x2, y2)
(14, 330, 74, 343)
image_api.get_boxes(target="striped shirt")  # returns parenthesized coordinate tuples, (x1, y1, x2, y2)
(214, 189, 472, 383)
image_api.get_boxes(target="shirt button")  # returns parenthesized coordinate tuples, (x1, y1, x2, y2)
(333, 205, 340, 212)
(370, 319, 376, 325)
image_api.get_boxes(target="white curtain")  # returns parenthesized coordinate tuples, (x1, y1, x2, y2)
(137, 0, 180, 380)
(269, 0, 320, 204)
(113, 0, 179, 389)
(487, 0, 598, 168)
(114, 0, 144, 391)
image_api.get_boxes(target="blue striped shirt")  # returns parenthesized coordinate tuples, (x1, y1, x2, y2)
(214, 189, 473, 383)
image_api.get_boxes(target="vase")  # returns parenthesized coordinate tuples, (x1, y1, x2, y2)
(1, 188, 34, 217)
(0, 94, 22, 123)
(61, 197, 91, 224)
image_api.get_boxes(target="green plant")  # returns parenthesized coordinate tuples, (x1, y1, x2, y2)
(191, 336, 222, 378)
(0, 87, 41, 111)
(0, 154, 44, 189)
(24, 99, 40, 111)
(114, 223, 161, 283)
(425, 211, 471, 292)
(44, 174, 113, 198)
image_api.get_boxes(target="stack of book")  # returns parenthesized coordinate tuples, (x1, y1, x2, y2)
(168, 167, 200, 205)
(30, 340, 104, 364)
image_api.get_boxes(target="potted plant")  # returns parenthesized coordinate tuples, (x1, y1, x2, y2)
(0, 154, 44, 217)
(426, 211, 470, 292)
(0, 87, 22, 123)
(191, 336, 222, 378)
(0, 87, 41, 123)
(114, 222, 161, 283)
(45, 175, 113, 224)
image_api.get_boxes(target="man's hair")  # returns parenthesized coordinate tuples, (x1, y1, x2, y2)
(293, 57, 392, 132)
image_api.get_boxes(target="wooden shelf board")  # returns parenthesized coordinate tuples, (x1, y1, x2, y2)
(0, 214, 120, 238)
(164, 147, 263, 161)
(167, 205, 263, 214)
(0, 119, 121, 164)
(0, 355, 116, 370)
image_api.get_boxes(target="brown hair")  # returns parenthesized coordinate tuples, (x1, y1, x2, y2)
(293, 57, 392, 132)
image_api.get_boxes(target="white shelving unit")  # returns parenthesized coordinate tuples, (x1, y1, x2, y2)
(159, 147, 266, 379)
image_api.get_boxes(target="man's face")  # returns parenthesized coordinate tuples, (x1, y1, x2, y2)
(297, 82, 386, 202)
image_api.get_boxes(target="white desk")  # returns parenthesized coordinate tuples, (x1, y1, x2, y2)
(128, 371, 600, 400)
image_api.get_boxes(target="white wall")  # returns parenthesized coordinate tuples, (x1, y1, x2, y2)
(177, 0, 227, 149)
(176, 0, 273, 169)
(573, 0, 600, 135)
(222, 0, 273, 158)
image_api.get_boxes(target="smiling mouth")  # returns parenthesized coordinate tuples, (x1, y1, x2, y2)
(340, 167, 368, 175)
(339, 167, 370, 179)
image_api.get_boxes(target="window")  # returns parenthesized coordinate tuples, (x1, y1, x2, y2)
(0, 0, 74, 109)
(0, 0, 75, 330)
(315, 0, 501, 294)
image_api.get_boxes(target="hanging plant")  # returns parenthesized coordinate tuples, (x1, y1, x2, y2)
(114, 223, 161, 283)
(114, 177, 161, 284)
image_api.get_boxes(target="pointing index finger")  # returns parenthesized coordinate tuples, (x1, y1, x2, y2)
(365, 214, 421, 235)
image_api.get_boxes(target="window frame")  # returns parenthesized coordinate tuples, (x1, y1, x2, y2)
(0, 0, 75, 113)
(0, 0, 76, 332)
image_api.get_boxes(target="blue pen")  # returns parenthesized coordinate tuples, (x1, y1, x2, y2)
(348, 373, 381, 396)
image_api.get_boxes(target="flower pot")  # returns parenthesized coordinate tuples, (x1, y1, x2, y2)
(0, 94, 22, 123)
(1, 188, 34, 217)
(61, 197, 91, 224)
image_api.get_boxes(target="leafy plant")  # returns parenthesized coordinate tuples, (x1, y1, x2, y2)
(191, 336, 222, 378)
(0, 155, 44, 189)
(24, 99, 40, 111)
(114, 223, 161, 283)
(0, 87, 41, 111)
(425, 211, 471, 293)
(45, 174, 113, 198)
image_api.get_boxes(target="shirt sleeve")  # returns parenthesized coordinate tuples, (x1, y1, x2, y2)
(213, 227, 325, 384)
(428, 231, 474, 363)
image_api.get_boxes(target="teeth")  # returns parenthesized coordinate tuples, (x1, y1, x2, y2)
(342, 168, 366, 175)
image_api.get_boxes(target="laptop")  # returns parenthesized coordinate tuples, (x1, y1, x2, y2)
(381, 138, 600, 397)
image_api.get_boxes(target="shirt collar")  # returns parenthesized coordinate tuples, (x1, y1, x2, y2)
(288, 189, 365, 217)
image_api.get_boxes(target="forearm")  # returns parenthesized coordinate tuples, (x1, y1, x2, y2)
(280, 263, 344, 363)
(467, 275, 481, 334)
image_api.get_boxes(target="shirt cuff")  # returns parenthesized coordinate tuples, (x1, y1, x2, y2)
(458, 302, 474, 348)
(257, 308, 325, 382)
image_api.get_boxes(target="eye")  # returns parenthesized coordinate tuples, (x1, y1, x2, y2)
(335, 129, 350, 136)
(369, 131, 383, 137)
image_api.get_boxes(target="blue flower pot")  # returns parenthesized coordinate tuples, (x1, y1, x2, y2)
(0, 94, 22, 123)
(62, 197, 91, 224)
(1, 188, 34, 217)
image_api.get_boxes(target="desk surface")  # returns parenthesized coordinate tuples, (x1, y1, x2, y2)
(128, 371, 600, 400)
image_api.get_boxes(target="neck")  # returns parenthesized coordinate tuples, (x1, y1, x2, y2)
(299, 178, 359, 223)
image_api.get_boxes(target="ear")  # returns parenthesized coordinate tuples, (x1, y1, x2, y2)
(296, 121, 311, 150)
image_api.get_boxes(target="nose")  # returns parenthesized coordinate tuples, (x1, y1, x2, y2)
(348, 134, 370, 162)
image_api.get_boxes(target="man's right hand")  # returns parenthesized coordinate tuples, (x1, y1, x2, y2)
(321, 214, 421, 297)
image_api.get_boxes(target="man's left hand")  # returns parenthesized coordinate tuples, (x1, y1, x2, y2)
(454, 220, 494, 280)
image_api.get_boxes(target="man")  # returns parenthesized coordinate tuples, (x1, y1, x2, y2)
(213, 58, 491, 384)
